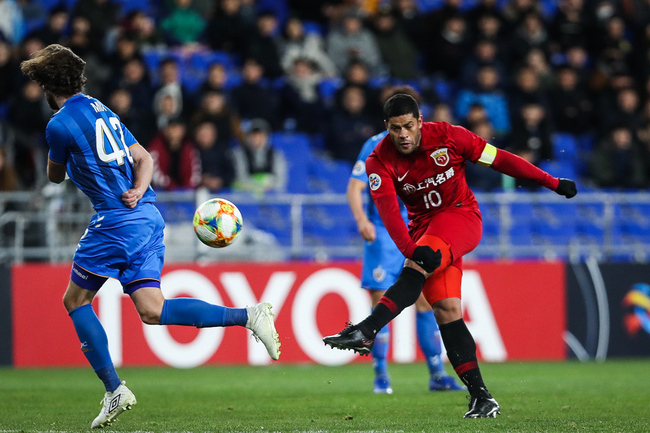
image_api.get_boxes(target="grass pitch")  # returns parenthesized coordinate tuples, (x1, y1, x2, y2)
(1, 360, 649, 432)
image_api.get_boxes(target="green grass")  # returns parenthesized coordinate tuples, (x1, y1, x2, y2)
(1, 360, 649, 432)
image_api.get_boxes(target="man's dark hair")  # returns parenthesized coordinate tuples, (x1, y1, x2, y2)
(20, 44, 86, 97)
(383, 93, 420, 121)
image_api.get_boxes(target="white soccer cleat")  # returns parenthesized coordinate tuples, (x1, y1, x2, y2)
(246, 303, 281, 360)
(91, 380, 137, 429)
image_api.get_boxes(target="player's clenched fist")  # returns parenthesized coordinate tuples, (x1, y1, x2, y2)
(555, 178, 577, 199)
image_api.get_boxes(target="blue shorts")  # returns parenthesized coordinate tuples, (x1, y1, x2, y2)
(71, 203, 166, 295)
(360, 221, 405, 291)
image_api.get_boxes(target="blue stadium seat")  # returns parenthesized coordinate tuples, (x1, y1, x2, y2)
(115, 0, 153, 15)
(576, 203, 605, 243)
(271, 132, 312, 194)
(532, 202, 578, 243)
(302, 21, 324, 35)
(478, 202, 500, 237)
(615, 203, 650, 243)
(256, 203, 292, 246)
(309, 160, 352, 194)
(552, 133, 578, 161)
(303, 203, 358, 247)
(191, 50, 238, 72)
(154, 201, 195, 224)
(538, 160, 577, 181)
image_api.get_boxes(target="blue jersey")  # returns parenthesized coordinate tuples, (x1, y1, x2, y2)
(351, 131, 407, 290)
(350, 131, 407, 224)
(46, 94, 156, 210)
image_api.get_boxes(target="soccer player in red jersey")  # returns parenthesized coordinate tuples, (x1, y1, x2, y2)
(324, 94, 577, 418)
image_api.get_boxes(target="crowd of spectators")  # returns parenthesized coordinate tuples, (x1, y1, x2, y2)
(1, 0, 650, 193)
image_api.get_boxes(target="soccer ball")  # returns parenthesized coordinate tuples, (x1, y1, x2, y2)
(193, 198, 243, 248)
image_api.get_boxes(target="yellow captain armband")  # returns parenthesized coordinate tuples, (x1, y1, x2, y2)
(477, 143, 497, 167)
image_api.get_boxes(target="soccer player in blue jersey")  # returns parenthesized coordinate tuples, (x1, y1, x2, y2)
(21, 44, 281, 429)
(348, 89, 465, 394)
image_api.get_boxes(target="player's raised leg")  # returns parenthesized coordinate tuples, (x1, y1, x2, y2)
(130, 286, 280, 360)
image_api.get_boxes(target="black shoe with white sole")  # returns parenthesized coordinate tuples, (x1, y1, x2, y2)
(464, 387, 500, 418)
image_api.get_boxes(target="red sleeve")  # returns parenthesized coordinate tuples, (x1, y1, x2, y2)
(491, 149, 560, 190)
(366, 153, 417, 258)
(374, 195, 418, 259)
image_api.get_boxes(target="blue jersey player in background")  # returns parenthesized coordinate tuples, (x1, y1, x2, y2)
(21, 44, 281, 429)
(346, 87, 464, 394)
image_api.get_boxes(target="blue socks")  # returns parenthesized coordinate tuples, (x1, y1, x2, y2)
(69, 304, 121, 392)
(159, 298, 248, 328)
(416, 310, 446, 378)
(371, 324, 390, 378)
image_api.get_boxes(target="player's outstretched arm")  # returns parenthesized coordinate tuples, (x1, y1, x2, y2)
(122, 143, 153, 209)
(483, 145, 578, 199)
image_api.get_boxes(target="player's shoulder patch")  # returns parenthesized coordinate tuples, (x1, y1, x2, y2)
(352, 160, 366, 176)
(368, 173, 382, 190)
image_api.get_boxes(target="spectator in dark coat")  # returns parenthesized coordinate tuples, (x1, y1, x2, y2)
(370, 7, 419, 80)
(193, 120, 235, 191)
(244, 11, 283, 79)
(590, 124, 647, 188)
(28, 5, 68, 47)
(230, 58, 281, 128)
(72, 0, 121, 51)
(280, 57, 327, 134)
(204, 0, 251, 55)
(549, 66, 593, 135)
(327, 85, 377, 164)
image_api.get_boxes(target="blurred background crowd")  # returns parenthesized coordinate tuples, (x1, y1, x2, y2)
(1, 0, 650, 195)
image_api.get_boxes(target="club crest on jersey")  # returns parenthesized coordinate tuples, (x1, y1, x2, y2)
(369, 173, 381, 190)
(431, 148, 449, 167)
(403, 183, 416, 194)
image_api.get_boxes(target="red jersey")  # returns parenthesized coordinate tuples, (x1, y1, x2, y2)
(366, 121, 485, 229)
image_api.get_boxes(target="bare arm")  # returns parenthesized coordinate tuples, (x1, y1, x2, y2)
(346, 177, 376, 242)
(47, 159, 66, 184)
(122, 144, 153, 209)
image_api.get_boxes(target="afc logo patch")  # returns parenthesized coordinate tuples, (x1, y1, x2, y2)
(369, 173, 382, 190)
(431, 148, 449, 166)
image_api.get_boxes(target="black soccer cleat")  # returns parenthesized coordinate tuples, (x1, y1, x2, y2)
(464, 387, 500, 419)
(322, 323, 374, 356)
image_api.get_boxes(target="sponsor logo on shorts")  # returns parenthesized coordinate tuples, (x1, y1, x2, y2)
(431, 148, 449, 166)
(369, 173, 381, 190)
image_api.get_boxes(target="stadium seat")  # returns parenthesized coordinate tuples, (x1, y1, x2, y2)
(191, 50, 238, 72)
(302, 21, 324, 35)
(270, 132, 312, 194)
(538, 160, 577, 181)
(576, 203, 605, 243)
(552, 133, 578, 162)
(309, 160, 352, 194)
(532, 202, 578, 244)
